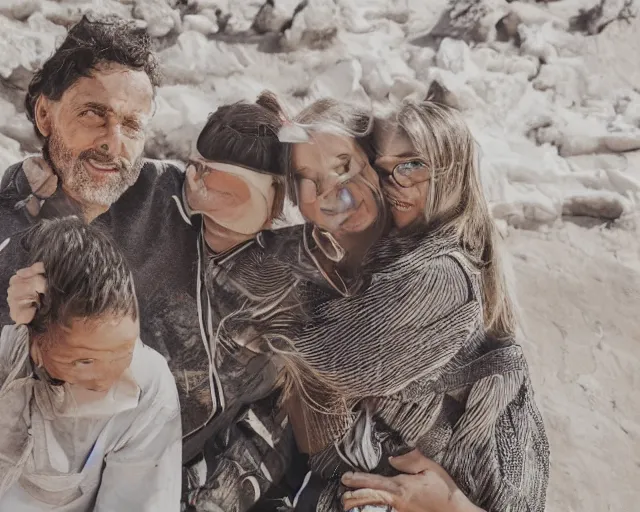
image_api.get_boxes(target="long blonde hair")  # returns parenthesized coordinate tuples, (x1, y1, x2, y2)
(390, 100, 516, 338)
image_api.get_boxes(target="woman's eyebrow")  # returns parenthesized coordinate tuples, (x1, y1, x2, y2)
(390, 151, 421, 159)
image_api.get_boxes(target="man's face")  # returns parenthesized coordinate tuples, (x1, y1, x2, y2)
(39, 314, 139, 392)
(36, 63, 154, 209)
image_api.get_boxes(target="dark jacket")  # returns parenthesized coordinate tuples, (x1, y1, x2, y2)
(0, 159, 293, 512)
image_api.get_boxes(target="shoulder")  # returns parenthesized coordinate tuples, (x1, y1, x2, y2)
(137, 158, 185, 193)
(403, 230, 482, 303)
(128, 341, 180, 417)
(140, 158, 185, 182)
(0, 325, 30, 380)
(118, 159, 185, 203)
(428, 253, 477, 298)
(0, 161, 25, 193)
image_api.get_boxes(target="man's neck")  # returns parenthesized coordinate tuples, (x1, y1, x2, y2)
(82, 204, 108, 223)
(60, 186, 108, 223)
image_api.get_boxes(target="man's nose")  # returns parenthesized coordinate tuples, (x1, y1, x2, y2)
(95, 121, 123, 157)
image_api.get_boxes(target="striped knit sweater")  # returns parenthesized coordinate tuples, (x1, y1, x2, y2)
(208, 226, 550, 512)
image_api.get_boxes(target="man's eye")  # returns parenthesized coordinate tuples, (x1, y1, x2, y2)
(123, 120, 142, 133)
(80, 109, 100, 118)
(73, 359, 94, 366)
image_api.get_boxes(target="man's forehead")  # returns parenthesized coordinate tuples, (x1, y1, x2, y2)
(62, 64, 154, 115)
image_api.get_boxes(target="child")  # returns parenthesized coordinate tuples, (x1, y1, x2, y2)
(0, 217, 181, 511)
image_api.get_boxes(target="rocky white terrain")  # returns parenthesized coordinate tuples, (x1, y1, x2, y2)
(0, 0, 638, 510)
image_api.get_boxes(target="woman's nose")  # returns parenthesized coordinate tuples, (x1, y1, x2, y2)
(320, 186, 356, 214)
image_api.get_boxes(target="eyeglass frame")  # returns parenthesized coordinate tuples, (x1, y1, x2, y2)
(376, 158, 430, 188)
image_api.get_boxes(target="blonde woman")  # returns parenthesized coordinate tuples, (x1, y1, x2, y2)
(263, 100, 550, 512)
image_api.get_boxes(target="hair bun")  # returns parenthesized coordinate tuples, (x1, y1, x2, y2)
(256, 90, 287, 120)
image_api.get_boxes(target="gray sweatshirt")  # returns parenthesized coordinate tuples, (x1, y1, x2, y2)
(0, 325, 181, 511)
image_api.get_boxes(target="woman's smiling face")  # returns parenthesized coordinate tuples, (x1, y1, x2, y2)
(374, 125, 429, 230)
(292, 132, 381, 237)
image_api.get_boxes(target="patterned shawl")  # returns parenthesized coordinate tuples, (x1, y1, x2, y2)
(208, 226, 550, 512)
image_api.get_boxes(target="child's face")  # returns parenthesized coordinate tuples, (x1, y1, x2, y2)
(186, 160, 277, 235)
(292, 133, 381, 237)
(37, 314, 139, 392)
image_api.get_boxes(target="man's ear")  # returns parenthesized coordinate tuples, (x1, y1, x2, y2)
(34, 95, 53, 138)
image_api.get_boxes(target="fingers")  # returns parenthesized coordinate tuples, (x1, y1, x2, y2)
(341, 472, 401, 494)
(389, 452, 458, 492)
(9, 274, 47, 297)
(387, 450, 434, 475)
(15, 262, 46, 279)
(9, 298, 39, 326)
(186, 163, 197, 181)
(7, 267, 47, 325)
(342, 488, 395, 510)
(22, 157, 56, 196)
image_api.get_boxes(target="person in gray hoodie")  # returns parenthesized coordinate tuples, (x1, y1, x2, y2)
(0, 217, 181, 511)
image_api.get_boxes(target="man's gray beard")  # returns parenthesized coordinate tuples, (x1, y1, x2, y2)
(45, 132, 143, 208)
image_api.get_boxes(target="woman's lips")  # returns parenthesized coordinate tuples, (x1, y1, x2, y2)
(386, 195, 413, 211)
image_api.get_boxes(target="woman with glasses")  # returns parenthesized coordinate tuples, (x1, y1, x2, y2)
(250, 100, 550, 512)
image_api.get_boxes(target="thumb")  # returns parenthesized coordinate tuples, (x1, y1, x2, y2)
(186, 164, 201, 189)
(388, 450, 435, 475)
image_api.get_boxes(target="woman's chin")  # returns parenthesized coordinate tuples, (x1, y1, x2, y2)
(392, 210, 421, 230)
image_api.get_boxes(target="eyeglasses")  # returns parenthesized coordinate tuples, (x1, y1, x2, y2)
(384, 160, 429, 188)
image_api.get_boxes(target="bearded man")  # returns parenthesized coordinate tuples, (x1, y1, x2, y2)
(0, 16, 293, 511)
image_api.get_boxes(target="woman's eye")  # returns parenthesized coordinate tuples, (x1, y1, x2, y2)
(395, 160, 425, 175)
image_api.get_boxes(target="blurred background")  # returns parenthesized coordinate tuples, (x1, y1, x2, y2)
(0, 0, 639, 510)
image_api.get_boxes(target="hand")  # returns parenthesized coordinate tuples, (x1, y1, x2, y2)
(7, 263, 47, 325)
(184, 164, 228, 215)
(184, 164, 210, 214)
(341, 450, 485, 512)
(22, 156, 57, 197)
(19, 156, 58, 217)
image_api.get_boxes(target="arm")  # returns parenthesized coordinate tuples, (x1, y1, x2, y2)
(340, 380, 550, 512)
(94, 385, 182, 511)
(287, 255, 478, 510)
(461, 375, 549, 512)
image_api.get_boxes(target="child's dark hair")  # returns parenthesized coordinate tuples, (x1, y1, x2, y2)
(22, 217, 138, 337)
(196, 91, 286, 218)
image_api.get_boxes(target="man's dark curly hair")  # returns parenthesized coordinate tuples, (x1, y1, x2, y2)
(25, 15, 161, 140)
